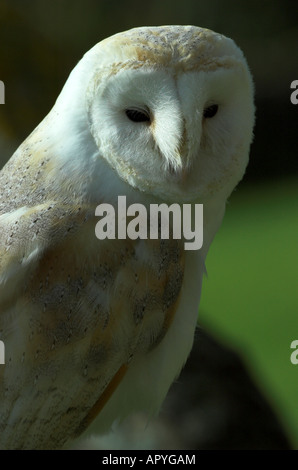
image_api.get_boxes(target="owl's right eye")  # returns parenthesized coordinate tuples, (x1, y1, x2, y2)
(125, 108, 151, 123)
(203, 104, 218, 119)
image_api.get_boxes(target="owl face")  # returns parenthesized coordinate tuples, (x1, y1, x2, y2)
(82, 26, 254, 203)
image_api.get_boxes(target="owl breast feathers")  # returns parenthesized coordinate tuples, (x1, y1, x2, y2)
(0, 25, 254, 449)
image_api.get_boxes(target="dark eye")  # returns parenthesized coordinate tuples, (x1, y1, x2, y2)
(125, 108, 151, 123)
(203, 104, 218, 118)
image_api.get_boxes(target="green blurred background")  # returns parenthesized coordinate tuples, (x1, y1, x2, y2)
(0, 0, 297, 448)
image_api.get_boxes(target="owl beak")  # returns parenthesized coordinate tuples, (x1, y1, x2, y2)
(176, 166, 190, 185)
(181, 168, 188, 183)
(163, 124, 190, 182)
(173, 133, 190, 183)
(168, 157, 189, 184)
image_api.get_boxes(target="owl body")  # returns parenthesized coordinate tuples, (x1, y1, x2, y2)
(0, 26, 254, 449)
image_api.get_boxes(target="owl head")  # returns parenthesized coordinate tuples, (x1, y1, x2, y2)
(52, 25, 254, 204)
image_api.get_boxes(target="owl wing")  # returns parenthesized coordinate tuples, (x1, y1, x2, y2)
(0, 201, 185, 449)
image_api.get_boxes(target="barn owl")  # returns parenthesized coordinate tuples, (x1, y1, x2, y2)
(0, 25, 254, 449)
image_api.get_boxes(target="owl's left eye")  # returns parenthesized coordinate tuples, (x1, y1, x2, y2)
(125, 108, 151, 123)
